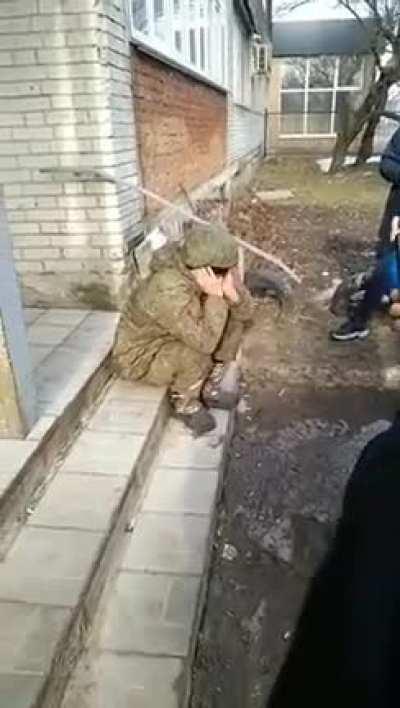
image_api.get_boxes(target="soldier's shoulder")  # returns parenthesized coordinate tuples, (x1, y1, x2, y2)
(145, 265, 192, 300)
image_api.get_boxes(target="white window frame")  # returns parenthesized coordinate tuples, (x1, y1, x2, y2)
(127, 0, 228, 89)
(280, 55, 364, 139)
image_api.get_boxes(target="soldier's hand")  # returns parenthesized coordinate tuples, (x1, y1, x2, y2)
(222, 270, 240, 303)
(193, 268, 223, 297)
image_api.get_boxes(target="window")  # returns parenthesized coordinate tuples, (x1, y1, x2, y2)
(132, 0, 148, 33)
(280, 55, 364, 137)
(233, 20, 252, 107)
(154, 0, 166, 40)
(129, 0, 227, 87)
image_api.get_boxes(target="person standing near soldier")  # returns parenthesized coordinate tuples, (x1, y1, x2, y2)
(267, 411, 400, 708)
(331, 122, 400, 342)
(113, 224, 254, 436)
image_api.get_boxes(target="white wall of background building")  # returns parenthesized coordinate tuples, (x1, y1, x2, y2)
(227, 0, 268, 163)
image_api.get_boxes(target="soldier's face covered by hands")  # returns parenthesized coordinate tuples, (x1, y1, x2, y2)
(192, 266, 242, 303)
(192, 267, 224, 297)
(222, 268, 240, 303)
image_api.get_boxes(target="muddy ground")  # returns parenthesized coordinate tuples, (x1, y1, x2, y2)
(190, 159, 400, 708)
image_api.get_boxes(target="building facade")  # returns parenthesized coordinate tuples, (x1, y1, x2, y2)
(0, 0, 271, 309)
(268, 0, 375, 155)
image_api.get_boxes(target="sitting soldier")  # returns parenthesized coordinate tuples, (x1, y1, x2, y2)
(113, 224, 254, 436)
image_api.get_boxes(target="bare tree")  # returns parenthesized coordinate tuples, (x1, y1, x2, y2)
(276, 0, 400, 172)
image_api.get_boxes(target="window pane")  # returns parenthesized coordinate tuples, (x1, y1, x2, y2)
(200, 27, 205, 69)
(338, 55, 363, 88)
(175, 30, 182, 52)
(281, 58, 306, 89)
(282, 92, 305, 114)
(307, 92, 332, 133)
(221, 26, 225, 83)
(132, 0, 148, 33)
(307, 113, 332, 134)
(334, 91, 354, 132)
(189, 28, 196, 65)
(281, 92, 305, 134)
(309, 56, 335, 88)
(280, 113, 304, 135)
(154, 0, 165, 39)
(308, 91, 332, 113)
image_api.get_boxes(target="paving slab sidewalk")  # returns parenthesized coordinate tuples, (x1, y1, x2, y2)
(62, 410, 233, 708)
(0, 380, 168, 708)
(0, 308, 119, 558)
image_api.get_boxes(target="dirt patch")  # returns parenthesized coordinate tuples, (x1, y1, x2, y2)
(252, 157, 387, 213)
(190, 387, 398, 708)
(224, 161, 400, 391)
(190, 158, 400, 708)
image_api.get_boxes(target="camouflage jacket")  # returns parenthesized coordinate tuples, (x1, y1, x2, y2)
(113, 245, 254, 380)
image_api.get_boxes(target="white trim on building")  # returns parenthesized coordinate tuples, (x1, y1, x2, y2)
(128, 0, 228, 88)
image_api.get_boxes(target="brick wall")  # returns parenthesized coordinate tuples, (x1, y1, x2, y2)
(133, 50, 227, 213)
(0, 0, 143, 309)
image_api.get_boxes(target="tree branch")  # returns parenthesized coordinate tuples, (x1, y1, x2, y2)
(274, 0, 317, 18)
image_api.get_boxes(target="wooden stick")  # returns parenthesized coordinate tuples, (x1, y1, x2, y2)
(119, 180, 302, 285)
(141, 186, 207, 224)
(234, 237, 302, 284)
(179, 183, 196, 213)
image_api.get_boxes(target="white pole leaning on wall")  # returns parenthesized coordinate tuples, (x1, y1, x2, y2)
(0, 191, 37, 438)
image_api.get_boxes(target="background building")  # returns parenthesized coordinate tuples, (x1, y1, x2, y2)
(268, 0, 378, 155)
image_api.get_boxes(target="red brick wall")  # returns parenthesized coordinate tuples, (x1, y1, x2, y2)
(132, 50, 227, 213)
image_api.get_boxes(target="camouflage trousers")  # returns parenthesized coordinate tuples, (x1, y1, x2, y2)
(141, 317, 244, 400)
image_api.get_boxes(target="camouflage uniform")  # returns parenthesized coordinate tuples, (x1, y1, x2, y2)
(113, 225, 254, 402)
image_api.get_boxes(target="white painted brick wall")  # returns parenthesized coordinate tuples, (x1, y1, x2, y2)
(228, 103, 265, 163)
(0, 0, 143, 308)
(226, 1, 267, 166)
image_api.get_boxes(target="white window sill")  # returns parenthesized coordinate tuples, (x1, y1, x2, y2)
(131, 37, 228, 95)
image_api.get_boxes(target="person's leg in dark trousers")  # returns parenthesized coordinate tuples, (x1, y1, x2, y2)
(376, 186, 400, 257)
(349, 267, 388, 324)
(331, 262, 389, 341)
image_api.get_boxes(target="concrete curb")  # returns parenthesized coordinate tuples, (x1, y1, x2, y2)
(183, 408, 236, 707)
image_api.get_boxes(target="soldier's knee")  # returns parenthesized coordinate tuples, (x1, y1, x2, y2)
(187, 349, 212, 375)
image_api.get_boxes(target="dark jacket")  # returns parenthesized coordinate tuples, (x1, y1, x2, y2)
(268, 413, 400, 708)
(378, 127, 400, 254)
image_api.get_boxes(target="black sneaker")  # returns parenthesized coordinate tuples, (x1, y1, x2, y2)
(330, 320, 370, 342)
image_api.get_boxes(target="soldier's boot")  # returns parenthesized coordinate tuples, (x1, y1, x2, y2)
(202, 362, 239, 410)
(170, 394, 216, 436)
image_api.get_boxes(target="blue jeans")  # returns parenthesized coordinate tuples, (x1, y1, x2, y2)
(353, 248, 400, 325)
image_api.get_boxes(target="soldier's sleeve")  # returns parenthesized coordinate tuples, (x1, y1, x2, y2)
(229, 286, 256, 324)
(145, 271, 229, 354)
